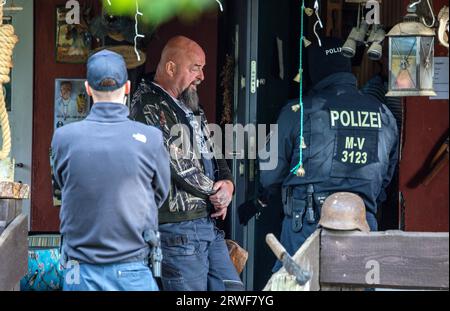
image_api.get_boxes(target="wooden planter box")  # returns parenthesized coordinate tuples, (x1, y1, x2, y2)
(0, 182, 30, 291)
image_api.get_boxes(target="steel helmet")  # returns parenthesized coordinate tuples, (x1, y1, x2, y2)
(319, 192, 370, 232)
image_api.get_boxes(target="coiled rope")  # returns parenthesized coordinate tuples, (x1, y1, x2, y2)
(0, 3, 18, 160)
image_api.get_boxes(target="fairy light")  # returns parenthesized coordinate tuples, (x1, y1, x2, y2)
(105, 0, 144, 62)
(215, 0, 223, 12)
(134, 0, 144, 62)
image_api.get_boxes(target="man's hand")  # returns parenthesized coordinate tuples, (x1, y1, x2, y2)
(209, 180, 234, 220)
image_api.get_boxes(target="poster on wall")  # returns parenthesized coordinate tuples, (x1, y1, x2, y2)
(55, 6, 91, 63)
(52, 79, 90, 206)
(2, 16, 12, 111)
(54, 79, 90, 130)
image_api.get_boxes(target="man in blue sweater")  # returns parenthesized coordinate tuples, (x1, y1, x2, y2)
(51, 50, 170, 291)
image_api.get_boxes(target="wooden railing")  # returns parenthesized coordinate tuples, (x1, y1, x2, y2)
(265, 229, 449, 291)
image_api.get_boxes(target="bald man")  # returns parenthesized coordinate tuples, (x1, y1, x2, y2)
(131, 36, 244, 291)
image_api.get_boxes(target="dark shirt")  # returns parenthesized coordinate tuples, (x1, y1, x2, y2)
(51, 102, 170, 264)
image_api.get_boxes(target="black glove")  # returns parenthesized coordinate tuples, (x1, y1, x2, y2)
(238, 199, 266, 226)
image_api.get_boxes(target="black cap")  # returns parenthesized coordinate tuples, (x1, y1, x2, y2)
(307, 37, 352, 86)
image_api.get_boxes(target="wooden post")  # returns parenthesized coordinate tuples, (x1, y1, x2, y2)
(0, 214, 28, 291)
(0, 181, 30, 291)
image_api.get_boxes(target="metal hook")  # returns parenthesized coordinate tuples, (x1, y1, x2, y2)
(409, 0, 436, 27)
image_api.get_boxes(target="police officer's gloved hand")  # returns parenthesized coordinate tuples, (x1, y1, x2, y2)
(237, 198, 267, 226)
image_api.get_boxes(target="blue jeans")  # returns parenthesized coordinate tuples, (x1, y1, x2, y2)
(62, 261, 159, 291)
(159, 217, 244, 291)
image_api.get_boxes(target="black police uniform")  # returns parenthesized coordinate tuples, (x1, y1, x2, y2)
(260, 41, 398, 272)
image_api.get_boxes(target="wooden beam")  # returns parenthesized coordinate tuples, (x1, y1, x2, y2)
(0, 182, 30, 200)
(264, 229, 321, 291)
(320, 230, 449, 290)
(0, 199, 23, 234)
(0, 214, 28, 291)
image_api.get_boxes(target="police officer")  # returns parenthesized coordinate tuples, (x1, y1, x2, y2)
(260, 38, 399, 272)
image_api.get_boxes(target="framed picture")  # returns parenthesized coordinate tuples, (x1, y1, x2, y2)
(52, 78, 90, 207)
(55, 6, 91, 63)
(2, 16, 12, 111)
(54, 79, 90, 130)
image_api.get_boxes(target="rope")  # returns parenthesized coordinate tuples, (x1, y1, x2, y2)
(290, 0, 306, 177)
(0, 3, 19, 160)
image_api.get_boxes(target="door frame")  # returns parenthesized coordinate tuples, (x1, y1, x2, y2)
(229, 0, 260, 290)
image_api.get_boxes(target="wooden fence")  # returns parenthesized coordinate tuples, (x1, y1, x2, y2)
(265, 229, 449, 291)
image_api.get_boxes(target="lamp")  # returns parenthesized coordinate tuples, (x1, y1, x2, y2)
(386, 1, 437, 97)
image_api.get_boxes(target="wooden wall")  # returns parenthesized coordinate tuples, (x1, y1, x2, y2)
(399, 0, 449, 232)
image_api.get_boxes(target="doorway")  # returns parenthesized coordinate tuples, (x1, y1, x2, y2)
(222, 0, 403, 290)
(220, 0, 302, 290)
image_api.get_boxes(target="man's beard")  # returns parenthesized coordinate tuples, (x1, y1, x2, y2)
(180, 87, 200, 113)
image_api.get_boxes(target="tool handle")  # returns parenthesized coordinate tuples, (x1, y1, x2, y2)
(266, 233, 286, 261)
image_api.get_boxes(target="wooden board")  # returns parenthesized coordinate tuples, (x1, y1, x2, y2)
(0, 182, 30, 199)
(0, 214, 28, 291)
(264, 229, 321, 291)
(320, 230, 449, 290)
(0, 199, 17, 234)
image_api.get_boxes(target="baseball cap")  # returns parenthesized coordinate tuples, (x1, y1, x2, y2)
(87, 49, 128, 91)
(307, 37, 352, 86)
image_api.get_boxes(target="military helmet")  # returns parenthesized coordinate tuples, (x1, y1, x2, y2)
(319, 192, 370, 232)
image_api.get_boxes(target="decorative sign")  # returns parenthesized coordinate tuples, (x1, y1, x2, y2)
(430, 57, 449, 100)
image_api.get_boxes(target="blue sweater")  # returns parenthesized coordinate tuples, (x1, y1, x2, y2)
(51, 102, 170, 264)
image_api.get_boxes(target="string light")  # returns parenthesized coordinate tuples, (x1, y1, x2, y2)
(290, 0, 306, 178)
(105, 0, 144, 62)
(215, 0, 223, 12)
(134, 0, 144, 62)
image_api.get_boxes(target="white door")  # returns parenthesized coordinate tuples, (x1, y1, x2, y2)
(4, 0, 33, 222)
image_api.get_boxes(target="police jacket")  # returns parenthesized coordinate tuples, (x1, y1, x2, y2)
(51, 102, 170, 264)
(131, 79, 234, 224)
(260, 72, 399, 219)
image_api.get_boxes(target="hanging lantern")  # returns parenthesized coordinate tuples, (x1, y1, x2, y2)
(386, 4, 437, 97)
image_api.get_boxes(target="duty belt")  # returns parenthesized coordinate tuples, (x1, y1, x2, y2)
(282, 185, 330, 233)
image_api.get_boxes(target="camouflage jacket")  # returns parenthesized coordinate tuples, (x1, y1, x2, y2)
(130, 78, 233, 223)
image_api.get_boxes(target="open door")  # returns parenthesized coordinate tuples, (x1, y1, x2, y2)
(225, 0, 301, 290)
